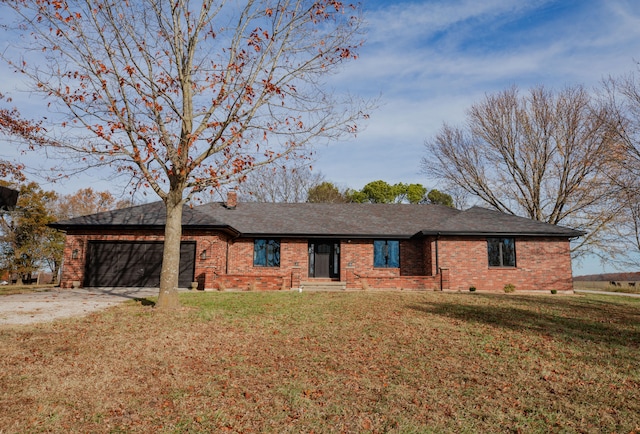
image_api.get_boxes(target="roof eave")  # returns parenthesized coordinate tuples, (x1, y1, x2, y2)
(420, 230, 584, 238)
(48, 223, 236, 234)
(237, 232, 415, 240)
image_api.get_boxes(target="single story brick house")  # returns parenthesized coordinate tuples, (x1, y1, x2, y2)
(50, 192, 583, 292)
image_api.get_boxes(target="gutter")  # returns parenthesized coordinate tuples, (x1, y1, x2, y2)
(435, 232, 440, 272)
(420, 230, 584, 238)
(236, 232, 415, 240)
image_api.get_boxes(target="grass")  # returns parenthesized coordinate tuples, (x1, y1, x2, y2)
(0, 283, 56, 295)
(573, 284, 640, 295)
(1, 291, 639, 433)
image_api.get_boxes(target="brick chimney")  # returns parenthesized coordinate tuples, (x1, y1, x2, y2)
(226, 191, 238, 209)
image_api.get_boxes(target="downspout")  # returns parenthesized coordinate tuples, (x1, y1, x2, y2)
(225, 239, 229, 274)
(435, 233, 440, 274)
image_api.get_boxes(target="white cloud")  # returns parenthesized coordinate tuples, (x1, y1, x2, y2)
(322, 0, 640, 197)
(316, 0, 640, 274)
(362, 0, 543, 47)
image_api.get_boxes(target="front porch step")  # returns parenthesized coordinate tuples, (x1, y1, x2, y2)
(299, 281, 346, 291)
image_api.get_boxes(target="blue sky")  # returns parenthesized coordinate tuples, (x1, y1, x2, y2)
(317, 0, 640, 194)
(2, 0, 640, 274)
(315, 0, 640, 275)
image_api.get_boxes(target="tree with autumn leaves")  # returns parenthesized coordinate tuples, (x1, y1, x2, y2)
(0, 184, 130, 285)
(2, 0, 369, 308)
(0, 93, 37, 183)
(0, 182, 59, 284)
(55, 187, 131, 220)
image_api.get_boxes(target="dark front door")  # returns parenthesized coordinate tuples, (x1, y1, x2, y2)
(309, 241, 340, 278)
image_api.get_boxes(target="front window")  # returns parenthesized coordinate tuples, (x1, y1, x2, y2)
(487, 238, 516, 267)
(254, 239, 280, 267)
(374, 240, 400, 268)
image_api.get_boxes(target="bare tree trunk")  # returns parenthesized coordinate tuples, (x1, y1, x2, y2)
(52, 262, 61, 285)
(156, 190, 184, 310)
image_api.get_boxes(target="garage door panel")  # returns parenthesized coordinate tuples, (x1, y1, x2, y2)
(178, 243, 196, 288)
(136, 243, 163, 287)
(85, 241, 195, 287)
(90, 243, 148, 287)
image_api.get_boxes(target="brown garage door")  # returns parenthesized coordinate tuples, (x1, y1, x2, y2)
(84, 241, 196, 287)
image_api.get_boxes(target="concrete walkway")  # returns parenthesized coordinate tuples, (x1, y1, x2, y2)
(574, 289, 640, 298)
(0, 287, 162, 325)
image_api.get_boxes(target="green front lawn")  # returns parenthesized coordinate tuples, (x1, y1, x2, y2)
(1, 291, 639, 432)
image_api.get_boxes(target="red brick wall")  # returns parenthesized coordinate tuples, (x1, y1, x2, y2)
(60, 229, 168, 288)
(60, 234, 88, 287)
(226, 238, 307, 274)
(60, 229, 226, 289)
(340, 239, 437, 290)
(194, 232, 231, 290)
(60, 232, 308, 291)
(216, 238, 308, 291)
(59, 229, 573, 292)
(400, 239, 425, 276)
(340, 239, 425, 278)
(224, 238, 434, 290)
(437, 236, 574, 291)
(423, 238, 435, 276)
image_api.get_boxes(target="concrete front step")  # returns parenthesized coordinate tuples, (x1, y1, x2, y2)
(299, 281, 346, 291)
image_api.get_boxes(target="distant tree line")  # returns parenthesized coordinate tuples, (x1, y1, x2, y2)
(234, 164, 455, 206)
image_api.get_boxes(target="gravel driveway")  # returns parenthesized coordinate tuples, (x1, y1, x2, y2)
(0, 288, 161, 325)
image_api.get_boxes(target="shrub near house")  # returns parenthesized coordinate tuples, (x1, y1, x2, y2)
(50, 193, 582, 292)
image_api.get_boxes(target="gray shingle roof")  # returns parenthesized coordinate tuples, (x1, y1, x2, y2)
(422, 206, 583, 237)
(50, 202, 228, 229)
(197, 202, 461, 238)
(50, 201, 584, 238)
